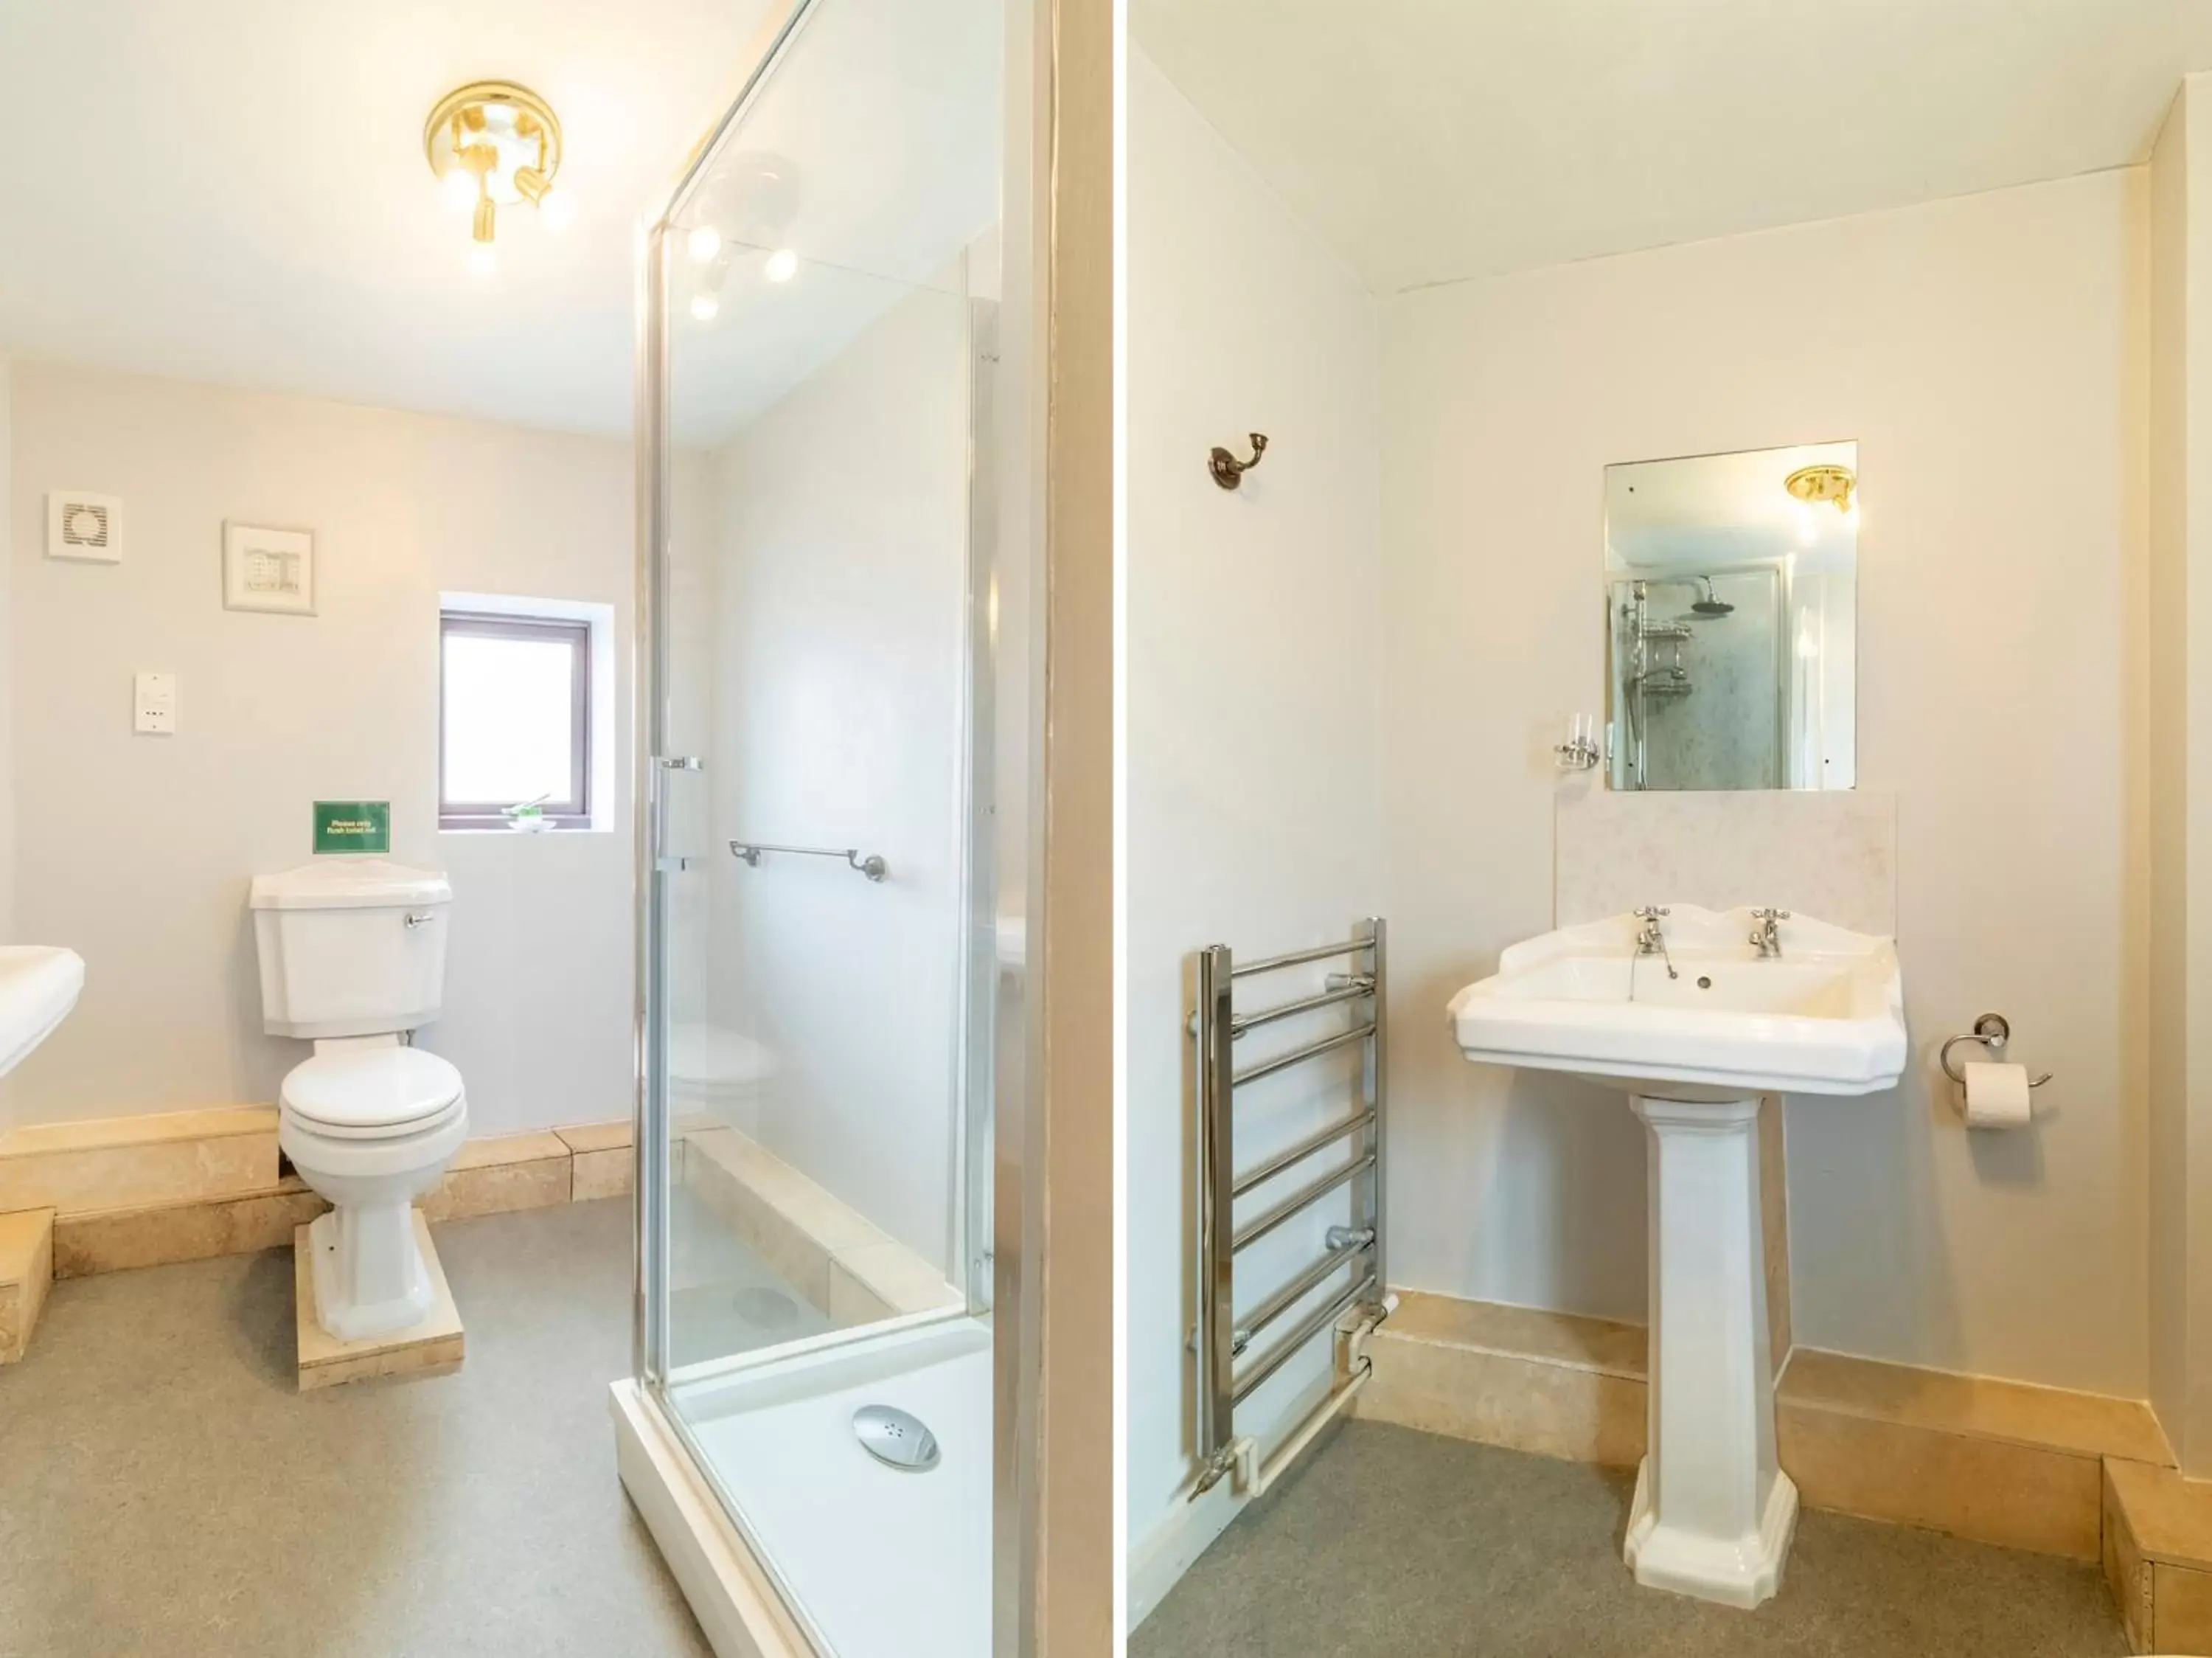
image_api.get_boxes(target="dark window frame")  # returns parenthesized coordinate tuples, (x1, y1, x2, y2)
(438, 610, 593, 830)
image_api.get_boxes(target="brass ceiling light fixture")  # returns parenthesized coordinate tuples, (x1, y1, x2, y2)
(1784, 462, 1856, 514)
(424, 82, 568, 275)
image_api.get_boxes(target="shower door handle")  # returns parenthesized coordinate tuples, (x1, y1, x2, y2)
(651, 757, 703, 873)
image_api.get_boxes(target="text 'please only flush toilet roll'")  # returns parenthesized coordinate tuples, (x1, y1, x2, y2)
(1962, 1061, 2032, 1128)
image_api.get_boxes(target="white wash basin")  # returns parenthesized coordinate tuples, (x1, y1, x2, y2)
(1446, 906, 1905, 1099)
(0, 946, 85, 1078)
(1447, 907, 1906, 1609)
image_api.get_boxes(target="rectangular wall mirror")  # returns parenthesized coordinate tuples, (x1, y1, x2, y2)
(1604, 441, 1858, 791)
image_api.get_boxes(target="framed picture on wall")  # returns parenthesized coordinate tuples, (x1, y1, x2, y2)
(223, 522, 316, 616)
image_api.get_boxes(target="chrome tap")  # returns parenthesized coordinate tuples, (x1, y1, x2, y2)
(1750, 907, 1790, 959)
(1632, 906, 1677, 980)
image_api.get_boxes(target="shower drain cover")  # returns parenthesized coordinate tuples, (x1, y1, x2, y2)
(852, 1404, 941, 1472)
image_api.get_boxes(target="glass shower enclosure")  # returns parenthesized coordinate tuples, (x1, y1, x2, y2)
(1608, 567, 1786, 791)
(616, 3, 1030, 1653)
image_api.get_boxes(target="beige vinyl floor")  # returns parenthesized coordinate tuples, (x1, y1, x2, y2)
(1, 1200, 2143, 1658)
(0, 1199, 712, 1658)
(1135, 1419, 2131, 1658)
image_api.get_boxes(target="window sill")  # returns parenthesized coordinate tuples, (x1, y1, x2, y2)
(437, 822, 613, 836)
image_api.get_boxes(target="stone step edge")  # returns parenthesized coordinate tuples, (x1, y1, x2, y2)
(1376, 1287, 2169, 1467)
(0, 1207, 55, 1362)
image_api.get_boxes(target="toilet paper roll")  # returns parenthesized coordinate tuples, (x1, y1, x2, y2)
(1962, 1061, 2033, 1128)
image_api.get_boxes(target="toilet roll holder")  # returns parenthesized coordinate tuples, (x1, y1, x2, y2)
(1938, 1013, 2052, 1088)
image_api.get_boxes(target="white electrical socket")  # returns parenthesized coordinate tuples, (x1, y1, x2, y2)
(133, 672, 177, 735)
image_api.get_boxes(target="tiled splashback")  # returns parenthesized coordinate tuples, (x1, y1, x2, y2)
(1555, 789, 1898, 937)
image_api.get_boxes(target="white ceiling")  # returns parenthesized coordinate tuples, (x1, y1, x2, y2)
(1133, 0, 2212, 295)
(17, 2, 2188, 437)
(0, 0, 782, 437)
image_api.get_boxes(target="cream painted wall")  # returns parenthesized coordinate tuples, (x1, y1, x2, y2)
(2149, 73, 2191, 1471)
(0, 356, 13, 956)
(2149, 72, 2212, 1474)
(1381, 168, 2151, 1396)
(698, 276, 973, 1273)
(1126, 46, 1382, 1604)
(5, 362, 635, 1137)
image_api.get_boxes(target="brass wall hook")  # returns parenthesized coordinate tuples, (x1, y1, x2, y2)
(1208, 432, 1269, 490)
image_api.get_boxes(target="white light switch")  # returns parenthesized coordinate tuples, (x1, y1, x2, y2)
(133, 672, 177, 735)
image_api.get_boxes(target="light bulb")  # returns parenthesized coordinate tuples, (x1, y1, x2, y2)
(538, 187, 575, 232)
(441, 167, 479, 211)
(466, 245, 497, 278)
(690, 292, 720, 322)
(763, 246, 798, 283)
(687, 225, 723, 263)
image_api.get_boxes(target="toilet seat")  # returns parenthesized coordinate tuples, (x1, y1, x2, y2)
(282, 1047, 465, 1140)
(669, 1023, 776, 1130)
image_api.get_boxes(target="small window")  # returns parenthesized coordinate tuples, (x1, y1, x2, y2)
(439, 610, 591, 829)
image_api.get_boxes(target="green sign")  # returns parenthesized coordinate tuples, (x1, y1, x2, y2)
(313, 800, 391, 855)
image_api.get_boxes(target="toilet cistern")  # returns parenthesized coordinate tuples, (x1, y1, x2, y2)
(1447, 906, 1906, 1609)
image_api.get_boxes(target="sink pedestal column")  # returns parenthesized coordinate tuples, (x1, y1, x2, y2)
(1624, 1093, 1797, 1608)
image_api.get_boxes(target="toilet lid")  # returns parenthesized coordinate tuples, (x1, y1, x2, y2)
(282, 1047, 464, 1134)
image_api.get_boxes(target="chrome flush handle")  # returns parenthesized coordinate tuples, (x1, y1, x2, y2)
(403, 912, 435, 929)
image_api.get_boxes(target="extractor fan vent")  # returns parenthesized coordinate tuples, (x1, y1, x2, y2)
(47, 491, 122, 563)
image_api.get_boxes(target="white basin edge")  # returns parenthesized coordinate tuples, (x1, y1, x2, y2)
(1448, 906, 1906, 1097)
(0, 945, 86, 1081)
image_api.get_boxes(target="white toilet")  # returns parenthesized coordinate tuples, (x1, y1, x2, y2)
(669, 1021, 776, 1136)
(250, 859, 468, 1342)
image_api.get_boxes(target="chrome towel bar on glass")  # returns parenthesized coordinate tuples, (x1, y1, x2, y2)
(727, 841, 888, 881)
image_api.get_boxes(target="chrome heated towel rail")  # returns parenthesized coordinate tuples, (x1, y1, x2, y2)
(1192, 918, 1389, 1497)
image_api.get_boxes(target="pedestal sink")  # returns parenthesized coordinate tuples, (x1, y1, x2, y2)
(0, 946, 86, 1080)
(1447, 906, 1905, 1607)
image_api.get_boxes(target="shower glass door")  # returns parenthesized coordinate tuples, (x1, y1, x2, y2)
(636, 2, 1015, 1652)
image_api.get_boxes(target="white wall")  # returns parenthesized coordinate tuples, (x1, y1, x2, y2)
(5, 363, 635, 1137)
(2149, 71, 2192, 1474)
(2149, 72, 2212, 1474)
(0, 355, 13, 960)
(698, 274, 973, 1272)
(1381, 168, 2151, 1396)
(1125, 46, 1382, 1603)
